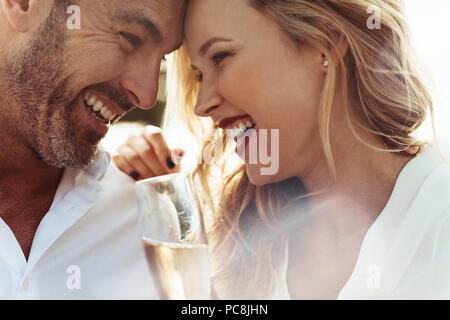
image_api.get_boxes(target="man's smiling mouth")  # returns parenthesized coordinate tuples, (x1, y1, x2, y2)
(82, 91, 122, 124)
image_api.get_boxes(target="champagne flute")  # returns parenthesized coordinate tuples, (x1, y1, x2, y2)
(136, 172, 210, 300)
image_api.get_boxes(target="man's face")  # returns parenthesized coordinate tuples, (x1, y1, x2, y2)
(2, 0, 185, 169)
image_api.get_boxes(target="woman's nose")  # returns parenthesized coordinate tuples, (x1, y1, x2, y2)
(194, 82, 222, 117)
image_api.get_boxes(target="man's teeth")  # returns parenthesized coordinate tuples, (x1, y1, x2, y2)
(83, 91, 117, 122)
(93, 101, 102, 112)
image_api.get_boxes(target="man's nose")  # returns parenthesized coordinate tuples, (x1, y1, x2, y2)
(120, 59, 161, 110)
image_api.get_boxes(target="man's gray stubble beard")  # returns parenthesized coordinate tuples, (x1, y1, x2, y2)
(1, 5, 100, 169)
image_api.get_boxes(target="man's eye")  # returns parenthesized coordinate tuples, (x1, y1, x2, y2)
(210, 51, 233, 66)
(118, 31, 143, 47)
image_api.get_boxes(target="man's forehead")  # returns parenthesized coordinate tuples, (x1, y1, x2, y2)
(108, 1, 185, 38)
(91, 0, 184, 52)
(105, 0, 185, 24)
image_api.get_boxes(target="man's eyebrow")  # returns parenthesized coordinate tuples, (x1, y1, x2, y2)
(169, 42, 183, 54)
(113, 12, 163, 44)
(199, 37, 232, 56)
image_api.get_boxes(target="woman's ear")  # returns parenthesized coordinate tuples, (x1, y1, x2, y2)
(328, 31, 350, 66)
(1, 0, 51, 33)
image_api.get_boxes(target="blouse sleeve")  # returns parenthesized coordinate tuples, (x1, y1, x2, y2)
(391, 208, 450, 299)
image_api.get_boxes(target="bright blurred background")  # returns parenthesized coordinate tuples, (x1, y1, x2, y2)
(406, 0, 450, 141)
(101, 0, 450, 155)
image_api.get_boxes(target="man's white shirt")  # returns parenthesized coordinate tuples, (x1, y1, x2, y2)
(0, 147, 157, 299)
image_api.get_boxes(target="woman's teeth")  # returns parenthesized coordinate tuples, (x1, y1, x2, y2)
(83, 91, 117, 123)
(226, 118, 256, 139)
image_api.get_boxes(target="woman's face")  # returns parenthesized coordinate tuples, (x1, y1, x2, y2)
(185, 0, 328, 186)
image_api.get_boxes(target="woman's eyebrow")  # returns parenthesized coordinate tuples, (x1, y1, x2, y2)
(199, 37, 232, 56)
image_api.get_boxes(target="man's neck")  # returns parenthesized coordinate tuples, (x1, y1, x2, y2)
(0, 131, 64, 218)
(0, 141, 64, 260)
(0, 91, 65, 259)
(0, 158, 64, 199)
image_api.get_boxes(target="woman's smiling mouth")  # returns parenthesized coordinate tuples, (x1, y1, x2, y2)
(217, 115, 256, 140)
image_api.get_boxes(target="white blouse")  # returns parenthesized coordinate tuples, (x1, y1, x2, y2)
(270, 143, 450, 299)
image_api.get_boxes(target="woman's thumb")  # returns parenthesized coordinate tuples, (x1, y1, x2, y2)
(170, 148, 185, 166)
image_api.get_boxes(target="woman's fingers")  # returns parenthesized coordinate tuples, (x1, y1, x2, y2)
(142, 126, 181, 172)
(126, 134, 170, 177)
(113, 125, 185, 181)
(171, 148, 186, 167)
(115, 144, 156, 180)
(113, 154, 139, 179)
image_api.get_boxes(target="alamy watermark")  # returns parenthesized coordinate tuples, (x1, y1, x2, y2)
(195, 128, 280, 176)
(66, 265, 81, 290)
(366, 264, 382, 290)
(367, 5, 381, 30)
(66, 5, 81, 30)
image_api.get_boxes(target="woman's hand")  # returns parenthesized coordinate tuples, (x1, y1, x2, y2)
(113, 125, 185, 181)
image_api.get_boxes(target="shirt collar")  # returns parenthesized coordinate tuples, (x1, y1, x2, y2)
(24, 145, 110, 273)
(83, 144, 111, 181)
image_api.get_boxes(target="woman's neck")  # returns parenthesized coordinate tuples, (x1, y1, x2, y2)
(298, 131, 416, 239)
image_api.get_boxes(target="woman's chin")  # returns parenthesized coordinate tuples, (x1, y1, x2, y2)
(245, 164, 283, 186)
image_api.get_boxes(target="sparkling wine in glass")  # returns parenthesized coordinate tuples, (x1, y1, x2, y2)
(136, 173, 210, 300)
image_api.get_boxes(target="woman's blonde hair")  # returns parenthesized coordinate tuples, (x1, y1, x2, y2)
(165, 0, 434, 298)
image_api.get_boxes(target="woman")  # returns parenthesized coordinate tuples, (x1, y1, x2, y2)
(114, 0, 450, 299)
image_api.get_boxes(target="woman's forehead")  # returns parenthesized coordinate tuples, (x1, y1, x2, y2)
(184, 0, 262, 41)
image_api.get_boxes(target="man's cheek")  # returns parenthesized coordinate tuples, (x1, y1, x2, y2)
(64, 45, 126, 86)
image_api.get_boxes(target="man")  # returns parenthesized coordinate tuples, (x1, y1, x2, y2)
(0, 0, 185, 299)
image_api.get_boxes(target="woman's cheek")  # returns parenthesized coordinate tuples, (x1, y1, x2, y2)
(219, 59, 266, 109)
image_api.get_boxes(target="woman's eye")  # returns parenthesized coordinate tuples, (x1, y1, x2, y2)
(118, 31, 143, 48)
(195, 72, 203, 82)
(210, 51, 233, 66)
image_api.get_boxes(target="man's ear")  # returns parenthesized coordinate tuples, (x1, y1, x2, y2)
(1, 0, 52, 33)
